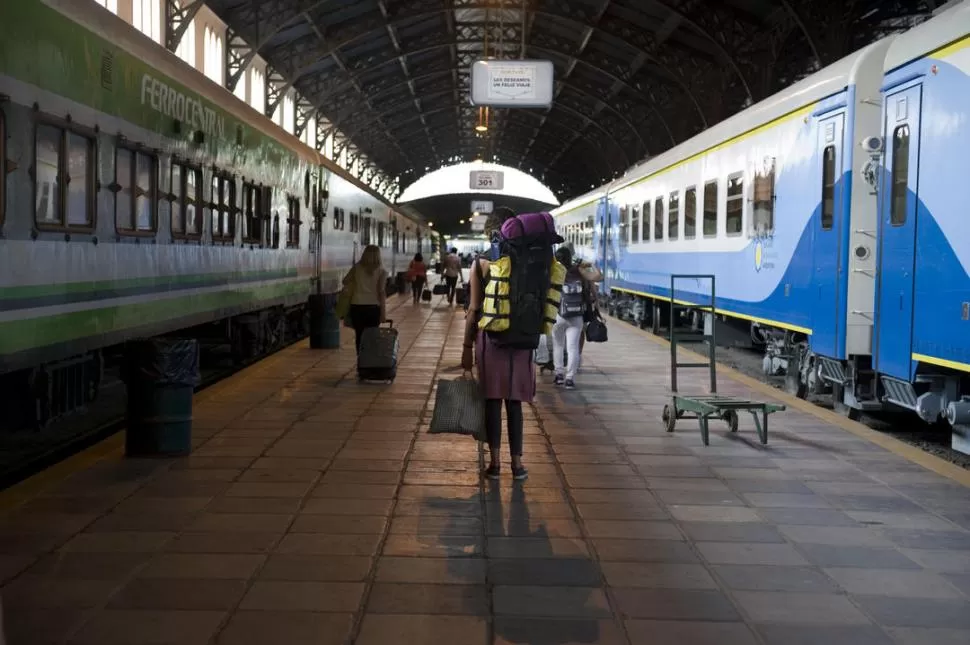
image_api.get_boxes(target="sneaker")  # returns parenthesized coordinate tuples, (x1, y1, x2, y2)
(512, 465, 529, 480)
(484, 464, 501, 480)
(553, 374, 564, 386)
(564, 379, 575, 390)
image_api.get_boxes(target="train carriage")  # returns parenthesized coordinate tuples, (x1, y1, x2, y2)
(0, 0, 426, 428)
(872, 4, 970, 436)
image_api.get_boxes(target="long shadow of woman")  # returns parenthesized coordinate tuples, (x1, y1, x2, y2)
(420, 482, 603, 645)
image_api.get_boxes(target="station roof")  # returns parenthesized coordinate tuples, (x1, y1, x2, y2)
(205, 0, 934, 201)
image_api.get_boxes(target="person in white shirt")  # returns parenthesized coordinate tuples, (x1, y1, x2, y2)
(343, 245, 387, 353)
(442, 248, 462, 305)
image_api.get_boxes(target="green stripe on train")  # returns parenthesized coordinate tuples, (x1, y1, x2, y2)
(0, 0, 293, 167)
(0, 280, 310, 354)
(0, 268, 300, 300)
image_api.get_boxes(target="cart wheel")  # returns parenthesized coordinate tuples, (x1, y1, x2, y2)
(662, 404, 677, 433)
(723, 410, 739, 433)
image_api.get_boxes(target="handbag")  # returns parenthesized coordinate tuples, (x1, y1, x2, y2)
(585, 311, 608, 343)
(421, 288, 432, 302)
(428, 376, 485, 441)
(335, 268, 355, 320)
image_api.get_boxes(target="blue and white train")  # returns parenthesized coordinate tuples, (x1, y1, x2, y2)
(553, 1, 970, 451)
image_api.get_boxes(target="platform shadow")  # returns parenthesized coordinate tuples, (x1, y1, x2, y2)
(420, 482, 603, 645)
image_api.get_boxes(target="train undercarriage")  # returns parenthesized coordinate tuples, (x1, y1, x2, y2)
(0, 303, 310, 433)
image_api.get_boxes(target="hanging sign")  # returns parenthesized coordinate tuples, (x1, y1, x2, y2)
(469, 170, 504, 190)
(471, 200, 494, 214)
(470, 60, 554, 108)
(470, 215, 488, 232)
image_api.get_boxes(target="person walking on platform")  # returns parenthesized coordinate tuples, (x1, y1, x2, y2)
(552, 246, 594, 389)
(407, 253, 428, 305)
(462, 208, 564, 481)
(343, 245, 387, 354)
(561, 242, 602, 372)
(443, 247, 462, 305)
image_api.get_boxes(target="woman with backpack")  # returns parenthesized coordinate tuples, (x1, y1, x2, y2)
(551, 245, 594, 389)
(407, 253, 428, 305)
(462, 208, 563, 481)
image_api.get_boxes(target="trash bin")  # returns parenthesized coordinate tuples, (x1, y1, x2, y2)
(395, 272, 407, 296)
(309, 293, 340, 349)
(122, 338, 199, 457)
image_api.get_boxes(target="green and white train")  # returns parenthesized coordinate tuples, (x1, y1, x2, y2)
(0, 0, 432, 427)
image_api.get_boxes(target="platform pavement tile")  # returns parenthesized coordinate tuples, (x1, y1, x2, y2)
(133, 553, 263, 580)
(355, 614, 488, 645)
(678, 521, 787, 544)
(592, 538, 699, 564)
(755, 625, 896, 645)
(2, 575, 120, 610)
(3, 511, 101, 536)
(943, 572, 970, 598)
(257, 554, 373, 581)
(822, 494, 928, 514)
(24, 552, 149, 581)
(301, 498, 394, 516)
(485, 502, 576, 520)
(487, 537, 589, 559)
(390, 514, 482, 537)
(216, 610, 355, 645)
(643, 477, 731, 492)
(695, 542, 810, 566)
(879, 528, 970, 551)
(321, 469, 402, 485)
(327, 458, 405, 472)
(135, 480, 230, 499)
(204, 496, 302, 515)
(567, 489, 657, 504)
(492, 585, 612, 618)
(238, 579, 365, 612)
(732, 591, 872, 625)
(600, 562, 717, 589)
(741, 492, 835, 509)
(824, 568, 966, 599)
(164, 532, 280, 554)
(248, 456, 332, 470)
(625, 620, 759, 645)
(236, 468, 320, 484)
(488, 557, 603, 587)
(582, 520, 683, 541)
(849, 511, 962, 531)
(375, 556, 486, 585)
(613, 588, 740, 621)
(3, 608, 90, 645)
(667, 505, 763, 523)
(798, 544, 923, 569)
(756, 507, 861, 527)
(310, 483, 399, 499)
(851, 595, 970, 628)
(62, 531, 175, 553)
(184, 513, 294, 533)
(106, 577, 248, 610)
(68, 609, 227, 645)
(493, 617, 629, 645)
(381, 533, 483, 558)
(888, 627, 970, 644)
(397, 498, 482, 517)
(575, 503, 669, 521)
(653, 488, 748, 507)
(713, 564, 841, 593)
(367, 582, 488, 615)
(777, 524, 895, 547)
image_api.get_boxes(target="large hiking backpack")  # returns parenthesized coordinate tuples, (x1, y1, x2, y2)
(560, 272, 585, 319)
(479, 213, 565, 350)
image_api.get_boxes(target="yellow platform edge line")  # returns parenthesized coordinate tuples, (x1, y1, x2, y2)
(622, 319, 970, 489)
(0, 340, 308, 513)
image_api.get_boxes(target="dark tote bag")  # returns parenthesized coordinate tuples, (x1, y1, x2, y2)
(429, 376, 485, 441)
(585, 311, 608, 343)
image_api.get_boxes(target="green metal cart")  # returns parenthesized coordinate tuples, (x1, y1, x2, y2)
(661, 274, 785, 445)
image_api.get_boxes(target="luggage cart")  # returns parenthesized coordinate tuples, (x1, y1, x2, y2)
(661, 274, 785, 445)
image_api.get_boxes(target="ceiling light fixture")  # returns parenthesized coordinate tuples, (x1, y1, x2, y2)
(475, 106, 489, 132)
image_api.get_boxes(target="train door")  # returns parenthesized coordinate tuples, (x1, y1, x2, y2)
(875, 85, 922, 381)
(598, 198, 615, 289)
(811, 112, 847, 358)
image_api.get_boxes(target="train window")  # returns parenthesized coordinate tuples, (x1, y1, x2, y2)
(653, 198, 663, 240)
(630, 204, 640, 243)
(304, 170, 311, 207)
(586, 215, 594, 246)
(242, 182, 264, 248)
(752, 158, 776, 234)
(821, 146, 836, 230)
(703, 180, 717, 237)
(0, 108, 5, 229)
(213, 174, 236, 241)
(378, 222, 386, 248)
(890, 125, 910, 227)
(286, 195, 300, 248)
(115, 147, 157, 234)
(34, 123, 96, 230)
(618, 205, 628, 246)
(640, 202, 650, 242)
(170, 160, 202, 237)
(668, 191, 680, 240)
(726, 173, 743, 236)
(684, 186, 697, 240)
(273, 212, 281, 248)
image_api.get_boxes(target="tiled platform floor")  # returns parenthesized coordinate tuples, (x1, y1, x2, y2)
(2, 296, 970, 645)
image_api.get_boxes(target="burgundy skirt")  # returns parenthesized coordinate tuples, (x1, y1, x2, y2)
(476, 330, 536, 402)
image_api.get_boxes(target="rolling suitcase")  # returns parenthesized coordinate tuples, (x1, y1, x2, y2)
(357, 321, 399, 382)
